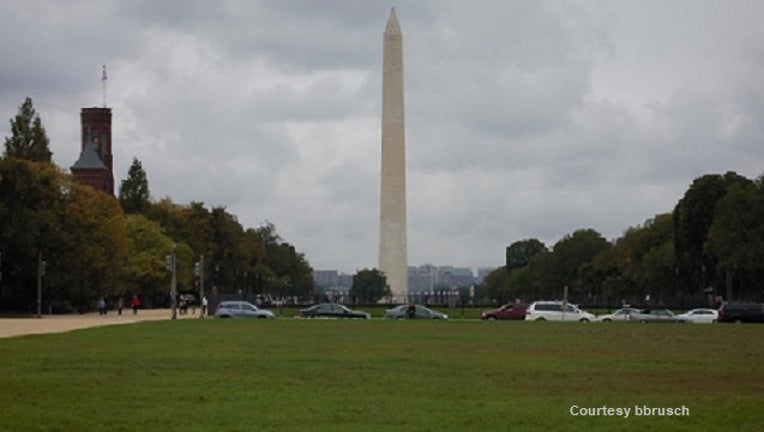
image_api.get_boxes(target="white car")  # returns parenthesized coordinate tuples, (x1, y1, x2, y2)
(598, 307, 641, 322)
(526, 301, 596, 322)
(675, 308, 718, 323)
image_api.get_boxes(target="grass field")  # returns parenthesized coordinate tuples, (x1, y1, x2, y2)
(0, 319, 762, 432)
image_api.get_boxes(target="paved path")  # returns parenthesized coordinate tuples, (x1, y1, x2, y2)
(0, 309, 202, 339)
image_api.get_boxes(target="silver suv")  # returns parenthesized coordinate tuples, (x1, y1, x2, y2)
(526, 301, 596, 322)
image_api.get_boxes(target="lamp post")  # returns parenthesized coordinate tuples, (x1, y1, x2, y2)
(167, 244, 177, 319)
(37, 253, 46, 319)
(196, 255, 205, 319)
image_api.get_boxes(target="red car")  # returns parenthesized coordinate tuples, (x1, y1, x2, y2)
(481, 303, 527, 320)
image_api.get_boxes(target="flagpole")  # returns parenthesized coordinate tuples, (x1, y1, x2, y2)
(102, 65, 107, 108)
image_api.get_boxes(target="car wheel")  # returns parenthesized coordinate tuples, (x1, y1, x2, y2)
(579, 318, 590, 322)
(218, 315, 231, 319)
(712, 319, 717, 323)
(602, 318, 611, 323)
(639, 319, 647, 323)
(535, 317, 546, 322)
(257, 315, 267, 319)
(488, 316, 497, 320)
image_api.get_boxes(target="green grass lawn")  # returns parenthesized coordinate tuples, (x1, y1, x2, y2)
(0, 319, 762, 432)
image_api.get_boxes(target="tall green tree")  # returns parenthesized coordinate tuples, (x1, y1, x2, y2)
(3, 97, 52, 162)
(0, 158, 64, 310)
(57, 181, 129, 310)
(482, 266, 509, 303)
(350, 268, 390, 303)
(592, 214, 675, 305)
(118, 158, 150, 214)
(253, 223, 314, 299)
(122, 214, 174, 296)
(706, 182, 764, 301)
(506, 239, 547, 272)
(208, 206, 248, 291)
(673, 172, 752, 295)
(546, 229, 610, 299)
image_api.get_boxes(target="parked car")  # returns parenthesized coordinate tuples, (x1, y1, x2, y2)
(526, 301, 596, 322)
(299, 303, 370, 319)
(598, 307, 642, 322)
(631, 308, 677, 323)
(384, 304, 449, 319)
(718, 302, 764, 323)
(214, 301, 275, 319)
(481, 303, 527, 320)
(675, 308, 719, 323)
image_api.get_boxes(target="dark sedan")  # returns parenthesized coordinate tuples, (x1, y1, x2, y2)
(384, 304, 449, 319)
(298, 303, 370, 319)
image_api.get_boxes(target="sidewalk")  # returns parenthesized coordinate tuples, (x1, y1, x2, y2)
(0, 308, 201, 339)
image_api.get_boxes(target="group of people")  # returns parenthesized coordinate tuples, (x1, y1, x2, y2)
(97, 294, 142, 315)
(95, 294, 210, 316)
(179, 295, 209, 316)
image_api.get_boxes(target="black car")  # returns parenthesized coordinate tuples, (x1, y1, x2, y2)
(298, 303, 370, 319)
(718, 302, 764, 323)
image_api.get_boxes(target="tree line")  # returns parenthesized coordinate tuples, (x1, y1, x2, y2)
(484, 171, 764, 307)
(0, 98, 314, 313)
(4, 98, 763, 312)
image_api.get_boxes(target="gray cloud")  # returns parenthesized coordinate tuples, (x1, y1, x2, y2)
(2, 0, 764, 274)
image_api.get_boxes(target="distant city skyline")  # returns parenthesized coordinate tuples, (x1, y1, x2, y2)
(313, 264, 497, 292)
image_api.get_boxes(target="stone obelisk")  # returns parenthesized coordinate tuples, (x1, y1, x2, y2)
(379, 7, 408, 302)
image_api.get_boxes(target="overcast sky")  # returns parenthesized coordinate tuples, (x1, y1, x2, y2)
(2, 1, 764, 274)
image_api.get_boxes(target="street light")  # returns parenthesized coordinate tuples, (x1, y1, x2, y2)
(196, 255, 205, 319)
(167, 244, 177, 319)
(37, 253, 46, 318)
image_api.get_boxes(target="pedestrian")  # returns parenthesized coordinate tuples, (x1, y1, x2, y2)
(98, 297, 106, 315)
(201, 295, 208, 317)
(117, 297, 123, 315)
(131, 294, 141, 315)
(406, 302, 416, 319)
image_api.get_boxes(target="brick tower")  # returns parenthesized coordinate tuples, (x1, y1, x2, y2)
(71, 107, 114, 195)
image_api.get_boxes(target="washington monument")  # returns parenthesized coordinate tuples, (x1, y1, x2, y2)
(379, 8, 408, 301)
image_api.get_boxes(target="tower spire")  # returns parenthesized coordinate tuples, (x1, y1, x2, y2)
(385, 7, 401, 35)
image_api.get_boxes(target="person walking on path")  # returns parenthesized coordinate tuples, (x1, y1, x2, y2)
(131, 294, 141, 315)
(201, 296, 208, 317)
(117, 297, 124, 315)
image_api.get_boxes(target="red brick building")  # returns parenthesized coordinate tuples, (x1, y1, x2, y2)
(70, 107, 114, 195)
